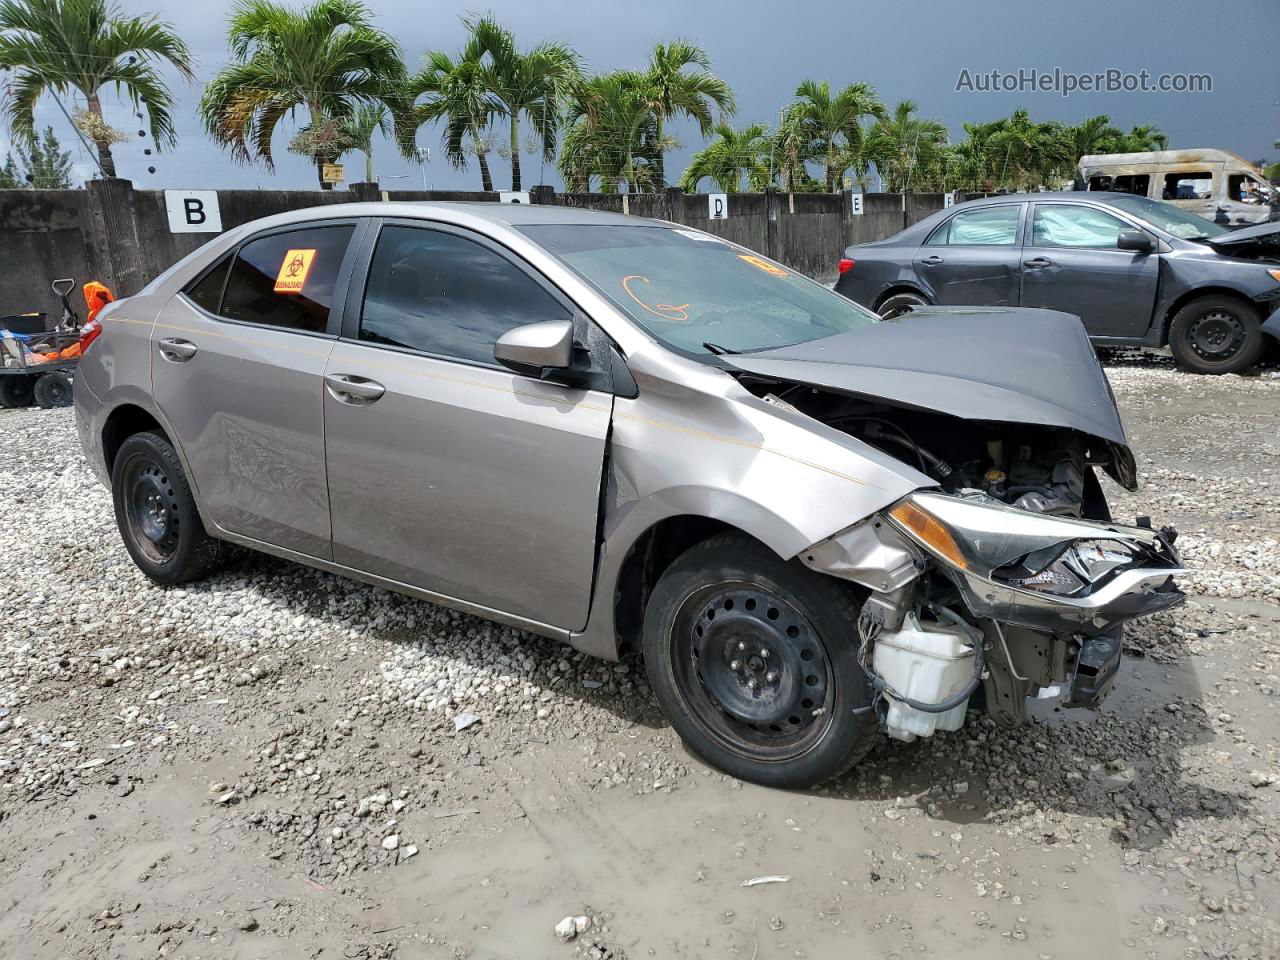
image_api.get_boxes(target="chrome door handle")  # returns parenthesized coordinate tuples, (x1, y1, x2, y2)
(920, 255, 944, 266)
(1023, 257, 1053, 268)
(325, 374, 385, 404)
(158, 338, 198, 362)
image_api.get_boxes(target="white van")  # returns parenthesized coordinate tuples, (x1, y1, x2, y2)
(1079, 149, 1278, 228)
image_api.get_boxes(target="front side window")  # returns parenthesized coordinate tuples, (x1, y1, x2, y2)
(1105, 193, 1230, 240)
(522, 224, 879, 356)
(221, 225, 354, 332)
(926, 205, 1021, 246)
(1227, 174, 1274, 204)
(359, 225, 571, 364)
(1032, 205, 1131, 248)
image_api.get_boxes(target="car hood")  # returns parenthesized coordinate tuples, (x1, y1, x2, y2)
(1206, 220, 1280, 255)
(727, 307, 1137, 487)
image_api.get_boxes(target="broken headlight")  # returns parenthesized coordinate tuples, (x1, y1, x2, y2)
(991, 539, 1137, 597)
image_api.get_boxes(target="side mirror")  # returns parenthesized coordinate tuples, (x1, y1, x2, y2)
(1116, 230, 1153, 254)
(494, 319, 574, 377)
(51, 278, 76, 297)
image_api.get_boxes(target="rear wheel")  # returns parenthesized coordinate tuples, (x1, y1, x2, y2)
(877, 290, 928, 319)
(0, 375, 36, 408)
(1168, 296, 1264, 375)
(33, 371, 73, 408)
(111, 431, 229, 584)
(642, 534, 877, 789)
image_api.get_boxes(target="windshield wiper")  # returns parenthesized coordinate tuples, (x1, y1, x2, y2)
(702, 341, 739, 356)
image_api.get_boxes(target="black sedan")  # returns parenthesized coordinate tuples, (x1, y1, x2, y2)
(834, 192, 1280, 374)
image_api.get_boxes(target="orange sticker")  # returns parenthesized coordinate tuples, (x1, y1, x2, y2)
(737, 253, 788, 277)
(274, 249, 317, 294)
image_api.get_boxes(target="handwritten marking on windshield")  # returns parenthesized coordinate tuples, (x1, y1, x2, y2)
(622, 275, 691, 323)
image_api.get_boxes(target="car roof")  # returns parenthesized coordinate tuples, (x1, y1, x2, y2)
(238, 200, 654, 232)
(955, 191, 1103, 205)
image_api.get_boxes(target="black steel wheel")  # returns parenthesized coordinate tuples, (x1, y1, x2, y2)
(33, 370, 73, 408)
(111, 431, 228, 584)
(1169, 296, 1264, 375)
(643, 534, 877, 788)
(0, 375, 36, 408)
(877, 291, 928, 320)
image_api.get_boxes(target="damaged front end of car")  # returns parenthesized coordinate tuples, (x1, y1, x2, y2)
(801, 494, 1185, 741)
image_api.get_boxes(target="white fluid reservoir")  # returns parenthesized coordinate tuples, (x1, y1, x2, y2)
(871, 611, 976, 742)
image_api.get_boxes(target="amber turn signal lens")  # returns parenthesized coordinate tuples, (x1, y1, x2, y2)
(1267, 268, 1280, 283)
(888, 500, 969, 570)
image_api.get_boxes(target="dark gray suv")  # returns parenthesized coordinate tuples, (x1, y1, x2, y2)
(834, 192, 1280, 374)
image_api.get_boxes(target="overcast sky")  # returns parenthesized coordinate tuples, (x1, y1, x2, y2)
(5, 0, 1278, 190)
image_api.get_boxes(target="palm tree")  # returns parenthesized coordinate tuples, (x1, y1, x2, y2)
(338, 103, 387, 182)
(407, 45, 497, 191)
(637, 41, 734, 189)
(1112, 124, 1168, 153)
(680, 122, 770, 193)
(985, 109, 1069, 190)
(1066, 114, 1123, 159)
(464, 15, 580, 191)
(199, 0, 406, 190)
(0, 0, 192, 179)
(559, 71, 656, 193)
(865, 100, 949, 192)
(791, 79, 886, 191)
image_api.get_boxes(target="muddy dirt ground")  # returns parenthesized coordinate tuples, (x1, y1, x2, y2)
(1, 361, 1277, 960)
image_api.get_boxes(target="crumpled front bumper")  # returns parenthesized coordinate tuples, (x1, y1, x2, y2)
(1262, 303, 1280, 342)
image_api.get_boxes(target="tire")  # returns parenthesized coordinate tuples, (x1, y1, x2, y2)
(111, 431, 229, 585)
(877, 290, 928, 320)
(33, 370, 73, 408)
(642, 533, 877, 789)
(0, 375, 36, 408)
(1168, 296, 1264, 375)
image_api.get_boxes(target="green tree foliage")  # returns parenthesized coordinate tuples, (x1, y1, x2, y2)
(635, 41, 734, 189)
(865, 100, 949, 192)
(559, 71, 659, 193)
(1, 126, 73, 187)
(0, 0, 191, 179)
(199, 0, 406, 190)
(458, 15, 580, 191)
(406, 34, 499, 191)
(680, 122, 771, 193)
(788, 80, 886, 192)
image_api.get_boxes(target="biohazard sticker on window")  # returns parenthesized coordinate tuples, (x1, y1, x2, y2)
(274, 249, 317, 294)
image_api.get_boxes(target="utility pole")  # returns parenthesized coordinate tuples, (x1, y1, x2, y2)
(415, 147, 430, 190)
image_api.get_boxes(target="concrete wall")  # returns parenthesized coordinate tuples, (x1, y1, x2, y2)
(0, 181, 960, 326)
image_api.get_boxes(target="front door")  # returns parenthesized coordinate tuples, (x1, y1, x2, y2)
(151, 221, 359, 558)
(322, 221, 612, 631)
(1019, 203, 1160, 339)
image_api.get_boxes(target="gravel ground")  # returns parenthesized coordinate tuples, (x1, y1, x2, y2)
(0, 362, 1277, 960)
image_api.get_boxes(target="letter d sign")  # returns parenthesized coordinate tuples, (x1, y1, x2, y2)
(165, 190, 222, 233)
(708, 193, 729, 220)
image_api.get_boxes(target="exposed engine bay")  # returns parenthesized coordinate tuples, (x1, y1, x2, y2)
(741, 378, 1185, 743)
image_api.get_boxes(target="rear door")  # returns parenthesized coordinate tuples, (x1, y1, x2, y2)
(322, 219, 613, 631)
(912, 203, 1025, 306)
(1019, 202, 1159, 338)
(152, 220, 362, 558)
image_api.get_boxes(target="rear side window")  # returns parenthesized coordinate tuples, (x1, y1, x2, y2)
(359, 225, 571, 365)
(1163, 172, 1213, 200)
(926, 205, 1020, 245)
(1032, 205, 1130, 248)
(184, 255, 231, 313)
(221, 225, 354, 332)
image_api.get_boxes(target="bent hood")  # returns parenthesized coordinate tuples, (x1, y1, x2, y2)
(1206, 220, 1280, 257)
(727, 307, 1137, 486)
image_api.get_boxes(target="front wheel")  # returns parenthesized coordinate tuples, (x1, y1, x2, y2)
(642, 534, 877, 789)
(1168, 296, 1264, 375)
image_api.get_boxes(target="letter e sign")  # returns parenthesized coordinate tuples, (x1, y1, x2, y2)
(274, 249, 317, 294)
(164, 190, 222, 233)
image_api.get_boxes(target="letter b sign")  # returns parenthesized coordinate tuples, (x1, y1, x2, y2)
(165, 190, 222, 233)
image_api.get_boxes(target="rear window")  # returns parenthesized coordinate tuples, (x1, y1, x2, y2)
(220, 225, 354, 332)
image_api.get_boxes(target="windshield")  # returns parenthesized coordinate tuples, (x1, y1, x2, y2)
(1104, 193, 1231, 240)
(520, 224, 879, 355)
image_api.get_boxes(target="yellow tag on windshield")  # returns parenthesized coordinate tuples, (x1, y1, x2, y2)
(274, 249, 317, 294)
(737, 254, 789, 277)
